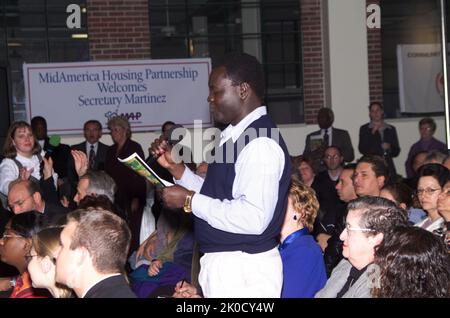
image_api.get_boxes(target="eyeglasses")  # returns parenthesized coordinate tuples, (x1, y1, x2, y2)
(345, 224, 375, 234)
(0, 233, 24, 241)
(438, 189, 450, 197)
(415, 188, 441, 196)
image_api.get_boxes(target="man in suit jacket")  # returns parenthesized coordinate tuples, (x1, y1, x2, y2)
(55, 208, 136, 298)
(31, 116, 72, 180)
(7, 179, 69, 227)
(303, 108, 354, 171)
(71, 120, 108, 171)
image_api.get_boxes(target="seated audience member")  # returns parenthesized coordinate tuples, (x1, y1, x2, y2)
(55, 208, 136, 298)
(7, 179, 69, 227)
(321, 164, 358, 277)
(27, 227, 73, 298)
(0, 121, 58, 204)
(414, 163, 449, 235)
(279, 180, 326, 298)
(0, 212, 50, 298)
(437, 180, 450, 250)
(311, 146, 346, 238)
(423, 149, 447, 166)
(292, 155, 316, 187)
(71, 169, 126, 220)
(404, 117, 447, 178)
(403, 150, 428, 190)
(315, 196, 409, 298)
(372, 226, 449, 298)
(353, 155, 389, 197)
(380, 183, 426, 225)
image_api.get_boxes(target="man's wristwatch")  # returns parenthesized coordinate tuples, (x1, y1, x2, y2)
(183, 191, 195, 213)
(10, 277, 16, 288)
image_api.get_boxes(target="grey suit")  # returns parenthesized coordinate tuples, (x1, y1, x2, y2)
(303, 127, 355, 163)
(71, 141, 108, 171)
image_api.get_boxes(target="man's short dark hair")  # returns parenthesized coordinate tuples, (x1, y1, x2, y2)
(83, 120, 102, 131)
(67, 208, 131, 274)
(347, 196, 409, 237)
(214, 52, 265, 101)
(356, 155, 389, 181)
(31, 116, 47, 128)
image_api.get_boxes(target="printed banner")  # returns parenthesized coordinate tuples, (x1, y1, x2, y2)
(23, 58, 212, 134)
(397, 44, 445, 113)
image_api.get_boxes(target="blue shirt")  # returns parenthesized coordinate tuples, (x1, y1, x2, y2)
(280, 230, 327, 298)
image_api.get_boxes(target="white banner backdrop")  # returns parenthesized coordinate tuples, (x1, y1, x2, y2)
(397, 44, 445, 113)
(24, 58, 212, 134)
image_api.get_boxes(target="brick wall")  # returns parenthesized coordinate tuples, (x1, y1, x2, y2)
(87, 0, 151, 60)
(300, 0, 325, 124)
(366, 0, 383, 103)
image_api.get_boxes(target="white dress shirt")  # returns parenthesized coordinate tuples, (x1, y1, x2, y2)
(0, 152, 58, 195)
(175, 106, 285, 235)
(85, 142, 98, 156)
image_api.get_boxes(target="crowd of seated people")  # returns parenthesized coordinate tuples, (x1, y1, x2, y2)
(0, 109, 449, 299)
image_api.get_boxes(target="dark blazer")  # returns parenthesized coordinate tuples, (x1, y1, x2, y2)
(43, 202, 70, 226)
(303, 127, 355, 163)
(43, 138, 71, 179)
(71, 141, 108, 171)
(358, 122, 400, 178)
(84, 274, 136, 298)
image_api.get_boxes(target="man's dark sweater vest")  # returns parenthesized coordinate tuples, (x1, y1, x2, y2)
(196, 114, 292, 254)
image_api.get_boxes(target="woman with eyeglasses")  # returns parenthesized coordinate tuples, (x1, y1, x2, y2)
(414, 163, 449, 235)
(315, 196, 409, 298)
(0, 212, 50, 298)
(27, 227, 73, 298)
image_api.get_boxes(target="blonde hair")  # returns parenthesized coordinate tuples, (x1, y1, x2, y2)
(107, 115, 131, 139)
(288, 179, 319, 232)
(32, 227, 73, 298)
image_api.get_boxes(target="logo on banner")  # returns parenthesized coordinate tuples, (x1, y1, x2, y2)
(104, 111, 143, 123)
(436, 71, 445, 98)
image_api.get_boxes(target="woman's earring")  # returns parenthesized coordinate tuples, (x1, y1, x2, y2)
(293, 214, 297, 220)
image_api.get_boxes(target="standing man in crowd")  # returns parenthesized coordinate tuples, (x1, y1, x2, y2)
(303, 108, 354, 171)
(72, 120, 108, 171)
(150, 52, 291, 297)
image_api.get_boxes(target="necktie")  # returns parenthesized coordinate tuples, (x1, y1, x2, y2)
(89, 145, 96, 169)
(323, 130, 329, 146)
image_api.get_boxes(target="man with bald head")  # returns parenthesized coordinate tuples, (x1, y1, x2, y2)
(7, 179, 68, 226)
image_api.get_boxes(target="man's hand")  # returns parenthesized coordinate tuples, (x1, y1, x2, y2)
(149, 137, 185, 179)
(161, 185, 191, 210)
(71, 150, 88, 177)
